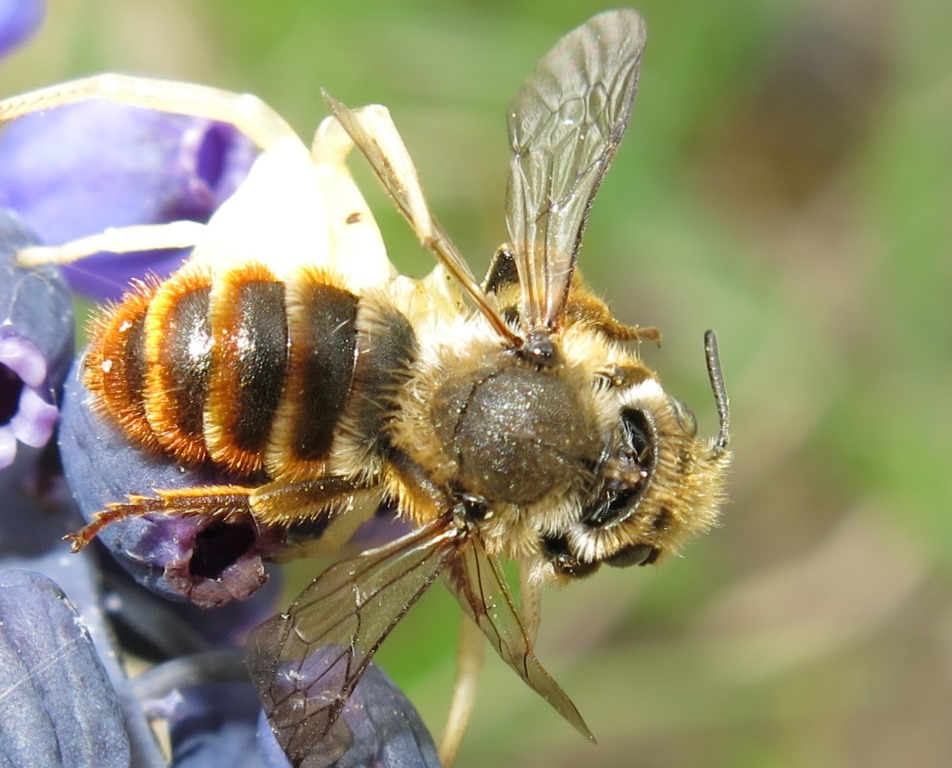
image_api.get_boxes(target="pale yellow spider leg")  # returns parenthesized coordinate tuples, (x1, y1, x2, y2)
(439, 616, 486, 768)
(16, 221, 207, 268)
(321, 94, 517, 344)
(308, 113, 394, 290)
(0, 74, 298, 151)
(519, 562, 543, 645)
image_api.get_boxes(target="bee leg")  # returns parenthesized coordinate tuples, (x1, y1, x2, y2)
(566, 290, 662, 344)
(383, 446, 450, 515)
(439, 616, 486, 768)
(250, 475, 380, 559)
(15, 220, 207, 268)
(599, 318, 661, 344)
(0, 74, 297, 151)
(66, 477, 382, 558)
(250, 475, 365, 527)
(65, 484, 257, 552)
(590, 313, 662, 345)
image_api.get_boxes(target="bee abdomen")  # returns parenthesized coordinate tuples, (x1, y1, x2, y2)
(84, 264, 413, 479)
(206, 265, 290, 472)
(84, 279, 159, 453)
(264, 269, 359, 478)
(145, 268, 216, 465)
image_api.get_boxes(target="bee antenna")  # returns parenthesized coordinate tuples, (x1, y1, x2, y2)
(703, 330, 730, 455)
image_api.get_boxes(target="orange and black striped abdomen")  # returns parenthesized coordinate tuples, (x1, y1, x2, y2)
(84, 263, 415, 479)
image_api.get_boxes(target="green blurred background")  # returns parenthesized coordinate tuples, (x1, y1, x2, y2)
(2, 1, 949, 766)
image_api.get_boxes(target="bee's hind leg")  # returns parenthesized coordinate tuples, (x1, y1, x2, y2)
(65, 475, 378, 559)
(65, 484, 257, 553)
(250, 475, 381, 562)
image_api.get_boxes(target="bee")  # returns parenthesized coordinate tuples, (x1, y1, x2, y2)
(1, 9, 731, 767)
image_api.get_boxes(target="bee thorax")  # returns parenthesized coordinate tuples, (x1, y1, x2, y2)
(432, 364, 600, 506)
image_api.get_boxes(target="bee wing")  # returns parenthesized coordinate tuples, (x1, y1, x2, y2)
(322, 92, 518, 345)
(444, 532, 595, 741)
(247, 516, 461, 767)
(506, 10, 646, 333)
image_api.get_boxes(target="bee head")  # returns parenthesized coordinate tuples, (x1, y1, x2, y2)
(392, 322, 730, 586)
(537, 332, 732, 583)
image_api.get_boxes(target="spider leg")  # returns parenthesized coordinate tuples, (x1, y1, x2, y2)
(16, 221, 206, 267)
(439, 616, 486, 768)
(0, 73, 298, 151)
(1, 76, 311, 274)
(321, 94, 516, 343)
(2, 76, 398, 285)
(519, 562, 543, 645)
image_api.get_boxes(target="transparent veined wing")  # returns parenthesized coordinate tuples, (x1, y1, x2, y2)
(506, 10, 646, 333)
(443, 530, 594, 741)
(247, 515, 460, 767)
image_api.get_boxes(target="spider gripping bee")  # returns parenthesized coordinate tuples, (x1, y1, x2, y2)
(1, 8, 730, 767)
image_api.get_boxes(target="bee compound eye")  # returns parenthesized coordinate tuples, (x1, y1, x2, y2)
(621, 408, 656, 466)
(604, 543, 659, 568)
(582, 486, 641, 528)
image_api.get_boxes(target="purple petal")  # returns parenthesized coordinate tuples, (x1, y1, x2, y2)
(167, 681, 268, 768)
(0, 207, 74, 468)
(332, 663, 441, 768)
(0, 102, 256, 298)
(0, 426, 13, 465)
(0, 439, 168, 767)
(101, 563, 284, 657)
(0, 569, 130, 767)
(0, 0, 44, 59)
(9, 383, 58, 445)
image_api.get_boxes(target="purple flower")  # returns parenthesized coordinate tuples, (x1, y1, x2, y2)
(1, 401, 439, 768)
(1, 30, 438, 755)
(0, 439, 166, 766)
(57, 363, 287, 607)
(56, 363, 442, 765)
(0, 207, 73, 469)
(0, 101, 256, 298)
(0, 569, 131, 767)
(254, 651, 441, 768)
(0, 0, 44, 59)
(0, 435, 271, 766)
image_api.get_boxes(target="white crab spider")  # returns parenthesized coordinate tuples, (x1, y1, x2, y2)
(0, 72, 486, 765)
(1, 74, 488, 318)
